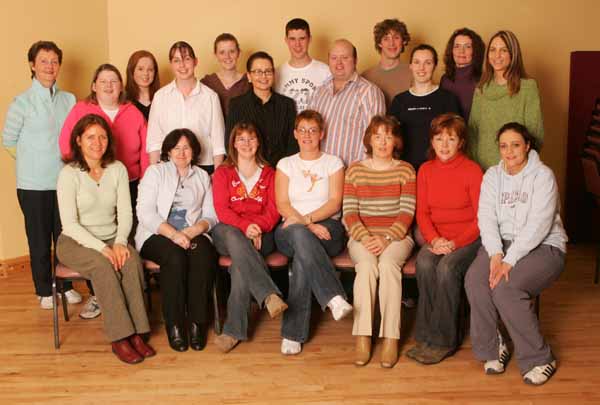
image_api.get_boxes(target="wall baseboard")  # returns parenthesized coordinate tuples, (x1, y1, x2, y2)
(0, 255, 29, 278)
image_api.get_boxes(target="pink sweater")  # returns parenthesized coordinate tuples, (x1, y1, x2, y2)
(59, 101, 149, 181)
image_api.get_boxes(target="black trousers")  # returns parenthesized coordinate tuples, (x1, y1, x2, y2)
(16, 189, 72, 296)
(141, 234, 217, 325)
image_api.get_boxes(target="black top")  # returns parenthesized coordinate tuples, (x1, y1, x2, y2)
(226, 90, 297, 167)
(132, 99, 151, 121)
(389, 88, 460, 170)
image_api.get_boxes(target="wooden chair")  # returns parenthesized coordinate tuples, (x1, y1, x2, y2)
(51, 263, 87, 349)
(581, 151, 600, 284)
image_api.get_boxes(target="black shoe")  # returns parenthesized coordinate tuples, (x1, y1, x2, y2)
(166, 324, 188, 352)
(189, 322, 208, 351)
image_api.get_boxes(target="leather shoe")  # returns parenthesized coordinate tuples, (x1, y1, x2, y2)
(129, 334, 156, 358)
(166, 324, 188, 352)
(189, 322, 208, 351)
(111, 339, 143, 364)
(265, 294, 288, 319)
(380, 338, 399, 368)
(355, 336, 372, 366)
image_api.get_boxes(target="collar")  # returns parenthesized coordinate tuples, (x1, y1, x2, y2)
(32, 78, 58, 99)
(166, 79, 203, 97)
(433, 152, 465, 169)
(327, 71, 359, 94)
(166, 160, 196, 180)
(248, 89, 274, 106)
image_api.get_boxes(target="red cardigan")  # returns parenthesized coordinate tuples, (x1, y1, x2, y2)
(212, 164, 280, 233)
(416, 153, 483, 248)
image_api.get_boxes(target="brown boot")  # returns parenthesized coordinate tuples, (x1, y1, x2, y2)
(380, 338, 399, 368)
(215, 333, 240, 353)
(354, 336, 372, 366)
(265, 294, 288, 319)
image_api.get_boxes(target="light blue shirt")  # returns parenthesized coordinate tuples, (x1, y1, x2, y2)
(2, 79, 76, 190)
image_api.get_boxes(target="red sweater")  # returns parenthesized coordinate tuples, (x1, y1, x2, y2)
(416, 153, 483, 248)
(212, 164, 280, 233)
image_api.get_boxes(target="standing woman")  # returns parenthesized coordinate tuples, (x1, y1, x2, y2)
(136, 129, 218, 352)
(125, 50, 161, 121)
(469, 30, 544, 170)
(343, 115, 416, 368)
(2, 41, 79, 309)
(227, 51, 297, 167)
(440, 28, 485, 121)
(211, 122, 287, 353)
(406, 113, 483, 365)
(275, 109, 352, 356)
(465, 123, 567, 385)
(201, 33, 250, 120)
(56, 114, 154, 364)
(389, 44, 460, 170)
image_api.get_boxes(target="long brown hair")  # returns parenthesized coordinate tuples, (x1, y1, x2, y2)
(223, 122, 269, 167)
(125, 50, 160, 103)
(478, 30, 528, 96)
(64, 114, 116, 172)
(442, 28, 485, 82)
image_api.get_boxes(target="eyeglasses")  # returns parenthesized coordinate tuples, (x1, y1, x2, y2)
(235, 136, 258, 144)
(98, 79, 120, 86)
(296, 127, 320, 135)
(250, 69, 274, 77)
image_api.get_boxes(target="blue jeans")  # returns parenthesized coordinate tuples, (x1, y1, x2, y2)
(211, 223, 281, 340)
(274, 218, 347, 343)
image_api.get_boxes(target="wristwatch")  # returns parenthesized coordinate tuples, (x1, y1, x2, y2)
(384, 235, 393, 242)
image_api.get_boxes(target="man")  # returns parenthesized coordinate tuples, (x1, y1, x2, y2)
(274, 18, 330, 112)
(362, 19, 412, 109)
(307, 39, 385, 166)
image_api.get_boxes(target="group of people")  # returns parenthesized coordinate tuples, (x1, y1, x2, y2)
(2, 16, 566, 387)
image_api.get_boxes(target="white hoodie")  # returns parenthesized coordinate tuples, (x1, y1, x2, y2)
(478, 150, 567, 266)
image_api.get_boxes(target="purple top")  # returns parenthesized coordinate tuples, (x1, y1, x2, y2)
(200, 73, 250, 119)
(440, 64, 477, 121)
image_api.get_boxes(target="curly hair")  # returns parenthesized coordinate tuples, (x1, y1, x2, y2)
(373, 19, 410, 54)
(442, 28, 485, 82)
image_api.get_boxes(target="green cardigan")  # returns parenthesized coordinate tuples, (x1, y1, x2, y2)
(468, 78, 544, 170)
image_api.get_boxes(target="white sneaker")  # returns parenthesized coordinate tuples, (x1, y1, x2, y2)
(327, 295, 353, 321)
(64, 289, 83, 304)
(79, 296, 101, 319)
(523, 360, 557, 385)
(484, 331, 510, 374)
(39, 296, 55, 310)
(281, 338, 302, 355)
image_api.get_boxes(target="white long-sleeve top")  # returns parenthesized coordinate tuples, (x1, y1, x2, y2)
(478, 150, 567, 266)
(135, 160, 218, 250)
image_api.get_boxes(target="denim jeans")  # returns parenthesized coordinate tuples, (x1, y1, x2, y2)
(415, 239, 481, 348)
(275, 218, 347, 343)
(211, 223, 281, 340)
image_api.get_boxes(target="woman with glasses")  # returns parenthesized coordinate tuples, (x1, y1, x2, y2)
(136, 128, 218, 353)
(227, 51, 297, 167)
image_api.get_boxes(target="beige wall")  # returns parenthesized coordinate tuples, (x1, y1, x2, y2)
(1, 0, 598, 259)
(0, 0, 108, 260)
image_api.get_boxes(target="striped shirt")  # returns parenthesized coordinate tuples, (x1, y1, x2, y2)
(342, 160, 416, 241)
(307, 73, 385, 166)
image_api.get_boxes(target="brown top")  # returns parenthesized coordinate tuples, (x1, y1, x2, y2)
(200, 73, 250, 118)
(362, 63, 411, 109)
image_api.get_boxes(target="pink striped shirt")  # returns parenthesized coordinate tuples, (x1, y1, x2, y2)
(307, 73, 385, 166)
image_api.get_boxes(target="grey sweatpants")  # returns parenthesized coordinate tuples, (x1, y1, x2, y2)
(465, 243, 564, 374)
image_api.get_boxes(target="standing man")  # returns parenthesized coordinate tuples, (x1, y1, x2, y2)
(274, 18, 330, 113)
(363, 19, 412, 109)
(307, 39, 385, 166)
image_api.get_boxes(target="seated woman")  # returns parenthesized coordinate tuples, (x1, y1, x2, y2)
(56, 114, 154, 364)
(275, 109, 352, 356)
(407, 113, 483, 365)
(135, 129, 218, 352)
(343, 115, 416, 368)
(465, 123, 567, 386)
(211, 122, 287, 353)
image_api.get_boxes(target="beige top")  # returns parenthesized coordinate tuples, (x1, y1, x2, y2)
(57, 161, 132, 252)
(362, 63, 411, 109)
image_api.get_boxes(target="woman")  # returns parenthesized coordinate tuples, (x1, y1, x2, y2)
(125, 50, 161, 120)
(201, 33, 250, 119)
(389, 44, 460, 170)
(275, 109, 352, 356)
(147, 41, 225, 174)
(343, 115, 416, 368)
(440, 28, 485, 121)
(227, 51, 297, 168)
(469, 30, 544, 170)
(407, 113, 483, 365)
(56, 114, 154, 364)
(60, 64, 149, 207)
(465, 123, 566, 386)
(2, 41, 80, 309)
(136, 129, 218, 352)
(211, 122, 287, 353)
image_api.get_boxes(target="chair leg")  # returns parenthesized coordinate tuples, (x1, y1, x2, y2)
(144, 270, 153, 313)
(212, 282, 222, 336)
(59, 280, 69, 322)
(52, 279, 60, 349)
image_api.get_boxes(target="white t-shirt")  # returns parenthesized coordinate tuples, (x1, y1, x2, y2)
(274, 59, 331, 112)
(101, 106, 119, 122)
(276, 152, 344, 218)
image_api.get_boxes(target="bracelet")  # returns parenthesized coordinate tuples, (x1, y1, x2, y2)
(304, 214, 313, 225)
